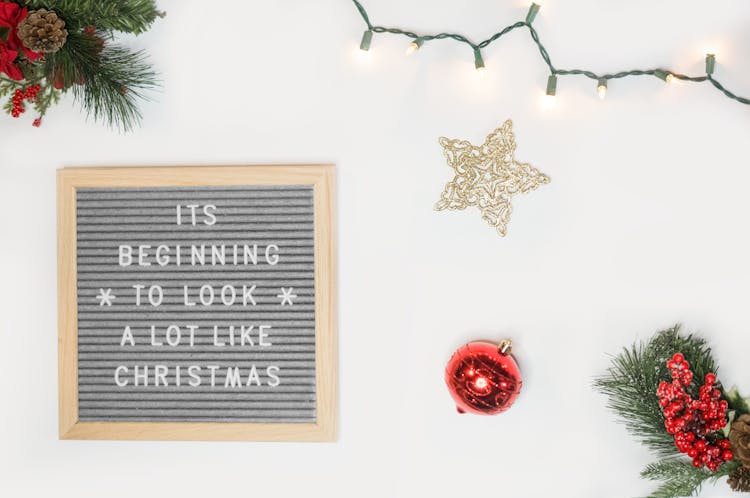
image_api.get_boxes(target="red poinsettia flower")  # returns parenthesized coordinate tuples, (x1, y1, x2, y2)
(0, 39, 22, 80)
(0, 2, 42, 61)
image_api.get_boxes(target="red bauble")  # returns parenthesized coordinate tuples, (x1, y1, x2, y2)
(445, 339, 522, 415)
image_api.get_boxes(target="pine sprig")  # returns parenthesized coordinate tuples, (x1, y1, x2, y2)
(641, 459, 740, 498)
(594, 325, 718, 458)
(20, 0, 164, 34)
(43, 30, 157, 131)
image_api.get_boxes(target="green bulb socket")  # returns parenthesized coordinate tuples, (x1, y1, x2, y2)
(546, 74, 557, 96)
(654, 70, 671, 82)
(705, 54, 716, 75)
(474, 48, 485, 70)
(412, 38, 424, 49)
(360, 30, 373, 51)
(526, 3, 541, 24)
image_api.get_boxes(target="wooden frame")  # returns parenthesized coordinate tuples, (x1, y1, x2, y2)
(57, 165, 337, 441)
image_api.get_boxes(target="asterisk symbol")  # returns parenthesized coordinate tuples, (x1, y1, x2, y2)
(277, 287, 297, 306)
(96, 288, 116, 306)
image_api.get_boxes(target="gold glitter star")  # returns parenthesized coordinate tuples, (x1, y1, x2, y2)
(435, 120, 550, 236)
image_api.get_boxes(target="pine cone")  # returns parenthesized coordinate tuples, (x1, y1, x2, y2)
(731, 414, 750, 468)
(728, 466, 750, 493)
(17, 9, 68, 54)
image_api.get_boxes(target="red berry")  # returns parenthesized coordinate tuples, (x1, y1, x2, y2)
(705, 373, 716, 385)
(718, 439, 731, 449)
(722, 450, 733, 461)
(693, 458, 703, 468)
(673, 353, 685, 363)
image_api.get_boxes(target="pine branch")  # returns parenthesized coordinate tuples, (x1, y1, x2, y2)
(640, 459, 739, 498)
(43, 31, 157, 131)
(20, 0, 164, 34)
(594, 325, 719, 458)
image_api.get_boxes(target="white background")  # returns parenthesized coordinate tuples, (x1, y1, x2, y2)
(2, 1, 750, 496)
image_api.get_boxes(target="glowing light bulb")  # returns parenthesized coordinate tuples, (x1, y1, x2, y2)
(546, 74, 557, 96)
(473, 47, 485, 73)
(406, 38, 423, 55)
(597, 78, 607, 99)
(359, 30, 373, 51)
(665, 73, 675, 84)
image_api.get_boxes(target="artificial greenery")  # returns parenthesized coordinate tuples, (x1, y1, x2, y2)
(43, 29, 157, 130)
(0, 0, 161, 130)
(595, 326, 719, 458)
(595, 325, 750, 498)
(20, 0, 163, 34)
(641, 459, 741, 498)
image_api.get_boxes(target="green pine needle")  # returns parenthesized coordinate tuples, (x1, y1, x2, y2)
(640, 459, 740, 498)
(594, 325, 718, 458)
(21, 0, 164, 34)
(43, 31, 157, 131)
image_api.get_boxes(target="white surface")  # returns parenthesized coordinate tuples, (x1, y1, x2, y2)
(2, 1, 750, 496)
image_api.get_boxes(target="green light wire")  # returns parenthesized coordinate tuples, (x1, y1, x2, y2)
(350, 0, 750, 106)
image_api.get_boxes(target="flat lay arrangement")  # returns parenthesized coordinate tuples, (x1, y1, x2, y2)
(2, 2, 749, 498)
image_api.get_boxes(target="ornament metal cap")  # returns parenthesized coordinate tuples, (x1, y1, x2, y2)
(498, 339, 512, 355)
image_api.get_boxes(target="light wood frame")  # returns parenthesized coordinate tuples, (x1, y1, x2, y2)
(57, 165, 337, 441)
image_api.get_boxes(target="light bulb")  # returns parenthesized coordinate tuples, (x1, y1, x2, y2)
(597, 78, 607, 99)
(665, 73, 675, 84)
(405, 38, 423, 55)
(705, 54, 716, 75)
(473, 47, 485, 72)
(359, 30, 373, 51)
(546, 74, 557, 96)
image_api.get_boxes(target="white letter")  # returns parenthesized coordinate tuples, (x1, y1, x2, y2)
(199, 284, 214, 306)
(132, 284, 145, 306)
(186, 325, 198, 347)
(224, 367, 242, 388)
(148, 285, 163, 307)
(114, 366, 129, 387)
(246, 365, 261, 386)
(240, 325, 255, 346)
(266, 366, 280, 387)
(183, 285, 196, 306)
(138, 245, 151, 266)
(154, 365, 168, 386)
(259, 325, 272, 347)
(155, 245, 170, 266)
(204, 204, 217, 225)
(265, 244, 279, 265)
(187, 204, 199, 225)
(188, 366, 201, 386)
(166, 325, 181, 346)
(242, 285, 256, 306)
(134, 365, 148, 386)
(207, 365, 219, 387)
(150, 325, 163, 346)
(221, 285, 236, 306)
(118, 245, 133, 266)
(211, 244, 226, 265)
(120, 326, 135, 346)
(213, 326, 225, 347)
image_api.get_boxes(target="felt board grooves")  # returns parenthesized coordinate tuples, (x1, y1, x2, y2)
(75, 185, 317, 423)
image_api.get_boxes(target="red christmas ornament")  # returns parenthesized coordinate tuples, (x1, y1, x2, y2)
(445, 339, 522, 415)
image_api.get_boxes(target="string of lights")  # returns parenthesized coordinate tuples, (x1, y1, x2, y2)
(351, 0, 750, 105)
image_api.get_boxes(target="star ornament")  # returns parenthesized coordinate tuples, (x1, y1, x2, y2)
(435, 120, 550, 236)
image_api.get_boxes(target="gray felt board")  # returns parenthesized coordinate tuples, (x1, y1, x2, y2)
(76, 185, 317, 422)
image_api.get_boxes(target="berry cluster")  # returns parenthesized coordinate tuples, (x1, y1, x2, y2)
(10, 84, 41, 118)
(657, 353, 733, 471)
